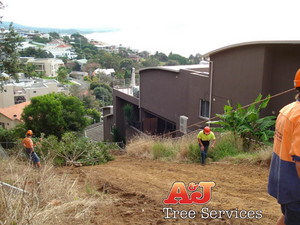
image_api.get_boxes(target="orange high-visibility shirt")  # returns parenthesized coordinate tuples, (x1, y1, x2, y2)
(268, 101, 300, 204)
(22, 137, 33, 149)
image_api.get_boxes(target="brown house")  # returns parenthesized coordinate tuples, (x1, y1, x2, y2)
(205, 41, 300, 118)
(106, 41, 300, 141)
(112, 64, 210, 140)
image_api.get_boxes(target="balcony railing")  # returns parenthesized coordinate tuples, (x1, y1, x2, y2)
(113, 78, 140, 98)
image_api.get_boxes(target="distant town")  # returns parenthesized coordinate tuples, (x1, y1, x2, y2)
(0, 22, 202, 139)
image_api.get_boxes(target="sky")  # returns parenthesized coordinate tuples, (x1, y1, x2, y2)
(2, 0, 300, 57)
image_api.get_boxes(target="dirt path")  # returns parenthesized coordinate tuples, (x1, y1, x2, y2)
(64, 154, 280, 225)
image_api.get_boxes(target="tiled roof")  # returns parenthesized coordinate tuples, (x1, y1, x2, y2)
(56, 44, 72, 48)
(0, 101, 31, 121)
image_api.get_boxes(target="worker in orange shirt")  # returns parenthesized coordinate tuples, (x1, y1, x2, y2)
(22, 130, 41, 168)
(268, 69, 300, 225)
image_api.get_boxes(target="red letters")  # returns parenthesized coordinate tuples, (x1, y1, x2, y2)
(164, 181, 215, 205)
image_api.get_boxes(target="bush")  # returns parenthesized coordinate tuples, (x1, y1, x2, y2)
(34, 132, 115, 166)
(0, 124, 27, 149)
(211, 94, 276, 151)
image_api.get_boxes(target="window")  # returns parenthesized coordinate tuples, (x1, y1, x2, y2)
(33, 91, 37, 93)
(199, 99, 210, 118)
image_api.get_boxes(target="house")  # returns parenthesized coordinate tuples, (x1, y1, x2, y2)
(0, 101, 31, 129)
(94, 68, 115, 77)
(128, 54, 141, 62)
(0, 79, 68, 108)
(44, 44, 77, 59)
(105, 41, 300, 141)
(110, 64, 209, 140)
(43, 39, 77, 59)
(203, 40, 300, 119)
(26, 58, 64, 77)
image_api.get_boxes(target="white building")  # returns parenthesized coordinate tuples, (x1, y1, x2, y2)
(44, 39, 77, 59)
(26, 58, 64, 77)
(94, 68, 115, 76)
(0, 79, 68, 108)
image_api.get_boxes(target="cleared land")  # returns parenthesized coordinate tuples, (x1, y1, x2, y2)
(61, 154, 280, 225)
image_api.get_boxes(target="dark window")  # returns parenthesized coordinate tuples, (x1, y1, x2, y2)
(199, 99, 210, 118)
(33, 91, 37, 93)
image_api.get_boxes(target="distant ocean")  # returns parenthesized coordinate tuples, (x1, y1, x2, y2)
(84, 28, 209, 57)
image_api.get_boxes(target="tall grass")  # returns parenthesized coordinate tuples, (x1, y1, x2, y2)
(126, 131, 273, 165)
(0, 156, 112, 224)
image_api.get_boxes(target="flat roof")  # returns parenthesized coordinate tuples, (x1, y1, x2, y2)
(203, 40, 300, 57)
(139, 63, 209, 73)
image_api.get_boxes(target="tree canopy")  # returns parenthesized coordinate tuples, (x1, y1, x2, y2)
(20, 47, 54, 58)
(0, 23, 23, 79)
(21, 93, 88, 137)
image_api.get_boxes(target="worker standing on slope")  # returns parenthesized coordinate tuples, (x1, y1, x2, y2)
(22, 130, 41, 168)
(197, 126, 216, 166)
(268, 69, 300, 225)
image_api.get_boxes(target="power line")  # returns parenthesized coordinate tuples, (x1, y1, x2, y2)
(128, 88, 296, 147)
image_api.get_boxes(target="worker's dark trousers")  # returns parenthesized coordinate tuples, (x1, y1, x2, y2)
(200, 145, 209, 165)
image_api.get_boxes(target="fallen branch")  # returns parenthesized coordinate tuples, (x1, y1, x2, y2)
(0, 181, 28, 195)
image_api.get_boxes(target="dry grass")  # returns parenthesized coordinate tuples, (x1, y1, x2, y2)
(125, 132, 273, 166)
(126, 135, 154, 158)
(0, 156, 113, 225)
(126, 133, 198, 161)
(222, 146, 273, 166)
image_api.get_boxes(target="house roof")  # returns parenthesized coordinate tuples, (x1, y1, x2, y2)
(94, 68, 115, 75)
(56, 44, 72, 48)
(0, 101, 31, 121)
(139, 63, 209, 73)
(203, 40, 300, 57)
(48, 39, 65, 45)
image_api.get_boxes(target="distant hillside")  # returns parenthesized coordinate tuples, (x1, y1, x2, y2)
(1, 21, 119, 34)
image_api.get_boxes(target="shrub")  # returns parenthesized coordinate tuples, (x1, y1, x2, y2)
(211, 94, 276, 151)
(34, 132, 115, 166)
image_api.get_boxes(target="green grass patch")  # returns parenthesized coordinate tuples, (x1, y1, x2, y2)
(208, 134, 242, 161)
(187, 143, 201, 163)
(151, 141, 178, 160)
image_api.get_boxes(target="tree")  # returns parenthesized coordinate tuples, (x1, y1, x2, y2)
(20, 47, 54, 58)
(32, 35, 49, 44)
(82, 62, 101, 76)
(154, 51, 167, 62)
(66, 60, 81, 71)
(71, 33, 88, 45)
(119, 59, 134, 71)
(63, 35, 71, 43)
(57, 66, 68, 83)
(21, 93, 88, 138)
(0, 1, 5, 22)
(93, 86, 112, 106)
(165, 59, 180, 66)
(0, 23, 22, 79)
(24, 63, 38, 78)
(142, 58, 160, 67)
(86, 108, 101, 123)
(168, 53, 188, 65)
(49, 32, 60, 40)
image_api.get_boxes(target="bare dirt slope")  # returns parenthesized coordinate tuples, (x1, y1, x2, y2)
(64, 154, 280, 225)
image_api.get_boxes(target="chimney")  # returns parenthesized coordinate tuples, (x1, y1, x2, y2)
(130, 67, 135, 87)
